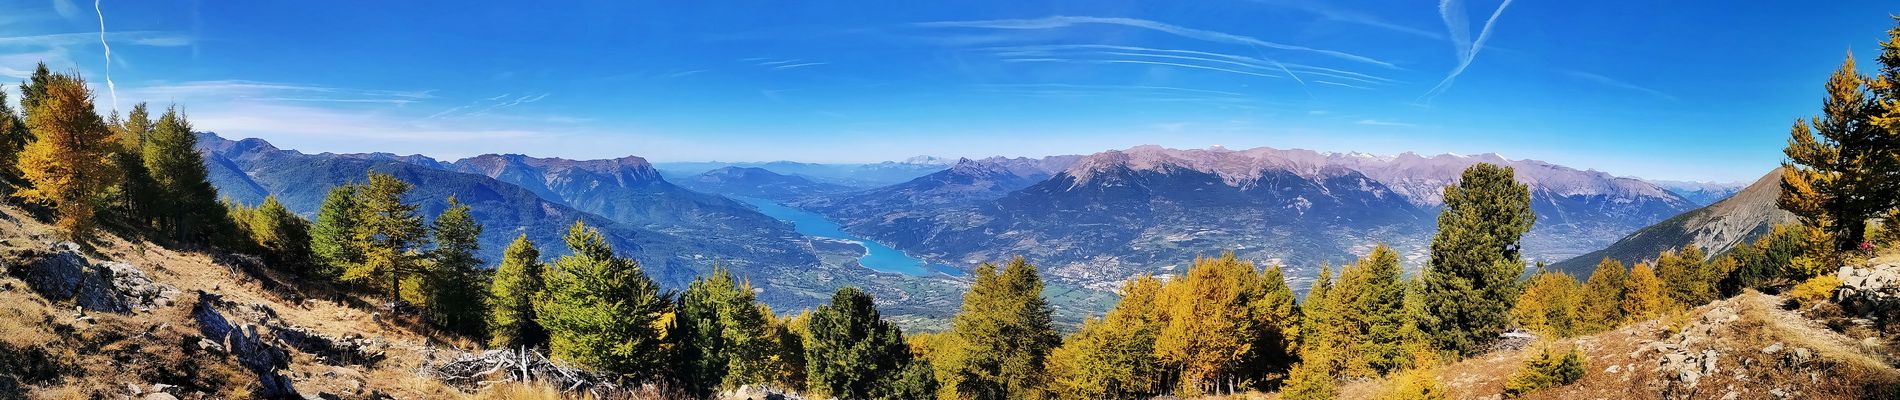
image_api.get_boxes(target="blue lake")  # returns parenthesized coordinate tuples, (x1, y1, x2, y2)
(735, 197, 949, 276)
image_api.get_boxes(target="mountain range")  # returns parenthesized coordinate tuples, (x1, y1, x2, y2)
(194, 134, 1749, 323)
(792, 146, 1699, 290)
(194, 133, 969, 325)
(1650, 179, 1750, 206)
(1553, 168, 1796, 274)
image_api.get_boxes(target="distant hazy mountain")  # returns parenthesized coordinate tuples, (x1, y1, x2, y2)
(675, 166, 855, 202)
(1554, 169, 1795, 275)
(654, 160, 947, 187)
(795, 155, 1083, 221)
(807, 146, 1697, 290)
(1649, 179, 1749, 206)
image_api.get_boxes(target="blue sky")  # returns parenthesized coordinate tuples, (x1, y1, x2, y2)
(0, 1, 1895, 182)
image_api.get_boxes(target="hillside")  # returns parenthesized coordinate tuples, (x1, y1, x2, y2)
(1332, 290, 1900, 399)
(1651, 179, 1749, 206)
(1554, 169, 1796, 275)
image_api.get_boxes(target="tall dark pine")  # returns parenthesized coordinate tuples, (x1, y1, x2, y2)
(1419, 163, 1534, 356)
(804, 287, 911, 400)
(428, 197, 487, 337)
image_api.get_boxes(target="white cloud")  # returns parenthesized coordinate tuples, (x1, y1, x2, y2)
(1563, 70, 1676, 101)
(1419, 0, 1516, 102)
(918, 16, 1397, 69)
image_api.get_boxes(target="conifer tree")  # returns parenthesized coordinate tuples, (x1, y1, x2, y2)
(16, 71, 117, 240)
(428, 197, 487, 337)
(1330, 245, 1410, 377)
(1574, 259, 1629, 334)
(1046, 275, 1164, 399)
(536, 221, 671, 378)
(1281, 358, 1336, 400)
(1780, 49, 1898, 253)
(487, 234, 546, 349)
(1299, 264, 1338, 373)
(310, 184, 363, 280)
(1419, 163, 1534, 355)
(246, 196, 314, 272)
(142, 106, 229, 245)
(1621, 263, 1667, 323)
(347, 172, 428, 302)
(677, 268, 776, 396)
(1511, 268, 1580, 337)
(1656, 247, 1717, 307)
(767, 310, 810, 392)
(18, 64, 51, 119)
(1154, 253, 1296, 395)
(0, 89, 27, 184)
(944, 257, 1059, 400)
(804, 287, 911, 400)
(106, 104, 159, 229)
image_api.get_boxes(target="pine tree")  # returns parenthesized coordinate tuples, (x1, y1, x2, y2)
(347, 172, 428, 303)
(804, 287, 910, 400)
(1574, 259, 1629, 334)
(18, 63, 51, 119)
(677, 268, 776, 396)
(1511, 268, 1580, 337)
(1046, 275, 1164, 399)
(1330, 245, 1410, 377)
(427, 197, 487, 337)
(487, 234, 546, 349)
(536, 221, 671, 378)
(1299, 264, 1338, 375)
(767, 310, 810, 392)
(0, 89, 27, 184)
(1419, 163, 1534, 356)
(1281, 358, 1337, 400)
(1621, 263, 1667, 323)
(16, 71, 117, 240)
(944, 257, 1060, 400)
(310, 184, 363, 280)
(142, 106, 230, 245)
(1780, 50, 1897, 252)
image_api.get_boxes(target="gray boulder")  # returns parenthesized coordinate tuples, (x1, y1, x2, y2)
(7, 241, 177, 313)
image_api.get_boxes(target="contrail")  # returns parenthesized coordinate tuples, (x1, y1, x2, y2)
(1419, 0, 1514, 103)
(96, 0, 118, 112)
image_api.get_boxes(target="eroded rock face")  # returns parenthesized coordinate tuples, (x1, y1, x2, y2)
(192, 292, 297, 398)
(6, 241, 177, 313)
(1835, 263, 1900, 322)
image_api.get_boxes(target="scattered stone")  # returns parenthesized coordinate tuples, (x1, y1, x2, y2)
(1770, 388, 1789, 398)
(6, 242, 178, 313)
(1605, 364, 1621, 374)
(1762, 342, 1784, 354)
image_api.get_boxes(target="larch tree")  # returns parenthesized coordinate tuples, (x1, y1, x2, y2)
(1574, 259, 1629, 334)
(803, 287, 911, 400)
(1621, 263, 1668, 323)
(1780, 50, 1897, 253)
(487, 234, 547, 349)
(1656, 247, 1718, 307)
(310, 184, 363, 280)
(536, 221, 672, 379)
(945, 257, 1060, 400)
(141, 106, 230, 245)
(1153, 253, 1295, 396)
(1046, 275, 1165, 400)
(1419, 163, 1534, 356)
(1329, 245, 1410, 378)
(106, 103, 159, 229)
(246, 196, 314, 273)
(1511, 268, 1580, 338)
(677, 268, 775, 396)
(16, 71, 117, 240)
(346, 172, 428, 303)
(427, 197, 487, 337)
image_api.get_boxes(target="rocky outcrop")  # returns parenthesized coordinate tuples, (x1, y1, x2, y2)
(5, 241, 178, 314)
(1834, 262, 1900, 322)
(192, 292, 298, 398)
